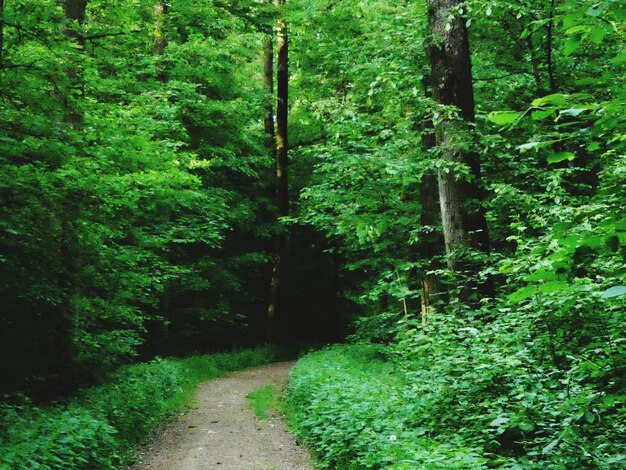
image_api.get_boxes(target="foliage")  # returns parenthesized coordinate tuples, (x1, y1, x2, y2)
(2, 0, 625, 466)
(283, 0, 626, 467)
(288, 340, 626, 469)
(0, 346, 282, 469)
(0, 0, 272, 396)
(246, 384, 280, 420)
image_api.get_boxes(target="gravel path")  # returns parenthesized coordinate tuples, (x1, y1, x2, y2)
(133, 361, 314, 470)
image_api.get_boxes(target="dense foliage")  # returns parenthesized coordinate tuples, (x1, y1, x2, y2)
(288, 338, 625, 467)
(283, 0, 625, 467)
(0, 346, 282, 469)
(1, 0, 625, 467)
(0, 0, 276, 395)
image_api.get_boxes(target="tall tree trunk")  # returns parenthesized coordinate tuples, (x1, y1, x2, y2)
(266, 0, 288, 342)
(525, 35, 544, 94)
(418, 76, 443, 323)
(58, 0, 88, 386)
(419, 170, 440, 324)
(153, 1, 168, 82)
(263, 4, 275, 150)
(153, 1, 171, 352)
(426, 0, 493, 301)
(274, 0, 288, 218)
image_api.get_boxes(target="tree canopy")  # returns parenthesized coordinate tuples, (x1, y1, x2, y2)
(1, 0, 625, 466)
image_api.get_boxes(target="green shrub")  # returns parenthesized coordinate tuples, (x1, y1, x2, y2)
(287, 344, 489, 469)
(0, 346, 282, 469)
(0, 404, 118, 469)
(287, 332, 626, 469)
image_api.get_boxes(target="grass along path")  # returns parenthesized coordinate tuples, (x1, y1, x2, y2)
(132, 361, 313, 470)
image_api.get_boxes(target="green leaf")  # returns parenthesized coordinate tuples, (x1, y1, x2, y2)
(518, 422, 535, 432)
(565, 25, 590, 35)
(611, 50, 626, 65)
(487, 111, 522, 125)
(524, 270, 556, 282)
(532, 109, 554, 121)
(508, 286, 537, 303)
(586, 6, 601, 16)
(538, 281, 570, 293)
(546, 152, 575, 164)
(564, 36, 582, 56)
(600, 286, 626, 299)
(490, 416, 509, 427)
(542, 437, 561, 455)
(588, 27, 608, 44)
(517, 140, 556, 152)
(532, 94, 566, 107)
(559, 107, 588, 117)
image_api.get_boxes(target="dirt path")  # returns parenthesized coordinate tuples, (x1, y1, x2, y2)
(133, 361, 314, 470)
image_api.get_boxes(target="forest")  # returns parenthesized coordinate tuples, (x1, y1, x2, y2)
(0, 0, 624, 468)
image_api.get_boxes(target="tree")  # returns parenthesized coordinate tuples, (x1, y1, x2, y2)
(267, 0, 288, 341)
(426, 0, 492, 301)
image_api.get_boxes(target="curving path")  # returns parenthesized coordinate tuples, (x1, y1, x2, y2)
(133, 361, 313, 470)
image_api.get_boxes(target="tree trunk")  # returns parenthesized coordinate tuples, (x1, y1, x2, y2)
(274, 0, 288, 218)
(419, 170, 440, 324)
(426, 0, 493, 301)
(153, 1, 168, 81)
(418, 76, 443, 322)
(525, 35, 544, 94)
(266, 0, 288, 342)
(263, 4, 275, 150)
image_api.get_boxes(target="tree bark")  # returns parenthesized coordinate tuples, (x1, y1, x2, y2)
(153, 1, 168, 81)
(418, 76, 443, 322)
(426, 0, 493, 300)
(419, 170, 440, 324)
(263, 6, 275, 150)
(266, 0, 288, 342)
(525, 35, 544, 94)
(274, 0, 288, 218)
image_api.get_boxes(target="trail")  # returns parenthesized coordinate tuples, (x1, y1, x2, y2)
(133, 361, 313, 470)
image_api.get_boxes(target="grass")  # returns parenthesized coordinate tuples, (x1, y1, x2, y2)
(246, 384, 281, 420)
(0, 345, 292, 469)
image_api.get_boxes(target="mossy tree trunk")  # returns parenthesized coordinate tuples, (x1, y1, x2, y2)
(426, 0, 493, 301)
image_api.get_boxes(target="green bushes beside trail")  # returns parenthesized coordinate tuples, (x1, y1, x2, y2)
(286, 344, 487, 469)
(0, 346, 282, 469)
(286, 342, 626, 469)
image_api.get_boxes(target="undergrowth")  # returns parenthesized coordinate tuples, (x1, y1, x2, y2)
(246, 385, 281, 420)
(0, 346, 284, 469)
(286, 339, 626, 469)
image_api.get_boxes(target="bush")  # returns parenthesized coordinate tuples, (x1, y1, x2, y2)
(286, 340, 626, 469)
(0, 345, 282, 469)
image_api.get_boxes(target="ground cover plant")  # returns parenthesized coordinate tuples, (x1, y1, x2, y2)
(0, 346, 282, 469)
(247, 384, 281, 420)
(287, 337, 626, 469)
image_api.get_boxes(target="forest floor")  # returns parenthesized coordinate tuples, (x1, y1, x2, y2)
(131, 361, 314, 470)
